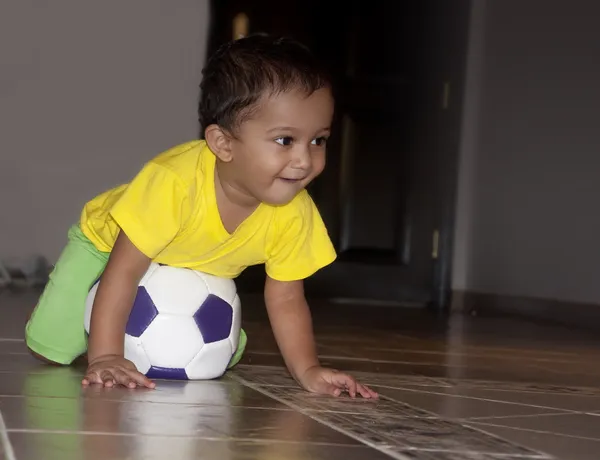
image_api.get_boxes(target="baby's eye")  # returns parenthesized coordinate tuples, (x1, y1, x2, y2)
(311, 137, 328, 146)
(275, 137, 294, 146)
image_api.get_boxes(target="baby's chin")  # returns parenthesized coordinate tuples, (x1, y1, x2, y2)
(258, 188, 302, 207)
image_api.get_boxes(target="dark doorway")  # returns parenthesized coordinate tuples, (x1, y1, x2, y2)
(207, 0, 472, 311)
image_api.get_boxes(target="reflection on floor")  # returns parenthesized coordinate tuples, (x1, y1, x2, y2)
(1, 289, 600, 459)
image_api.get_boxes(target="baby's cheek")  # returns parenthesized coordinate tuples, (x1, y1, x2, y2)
(312, 156, 326, 175)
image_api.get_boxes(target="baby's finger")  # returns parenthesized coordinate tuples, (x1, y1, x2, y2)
(99, 370, 116, 387)
(82, 371, 102, 386)
(113, 369, 136, 389)
(367, 386, 379, 399)
(126, 369, 156, 389)
(357, 383, 379, 399)
(332, 373, 358, 398)
(346, 378, 358, 398)
(328, 383, 342, 397)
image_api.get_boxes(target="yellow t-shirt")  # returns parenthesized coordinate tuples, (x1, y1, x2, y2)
(80, 140, 336, 281)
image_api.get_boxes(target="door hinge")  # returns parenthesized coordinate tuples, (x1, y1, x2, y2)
(432, 229, 440, 259)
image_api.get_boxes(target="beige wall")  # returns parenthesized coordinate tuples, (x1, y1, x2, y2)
(0, 1, 210, 264)
(453, 0, 600, 305)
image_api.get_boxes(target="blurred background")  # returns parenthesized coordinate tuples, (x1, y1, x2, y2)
(2, 0, 600, 330)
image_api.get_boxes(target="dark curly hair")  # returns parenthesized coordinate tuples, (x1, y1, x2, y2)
(198, 34, 331, 137)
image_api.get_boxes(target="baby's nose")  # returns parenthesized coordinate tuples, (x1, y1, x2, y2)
(291, 146, 311, 170)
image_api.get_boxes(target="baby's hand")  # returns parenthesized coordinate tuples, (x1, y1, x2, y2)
(299, 366, 378, 399)
(82, 355, 155, 389)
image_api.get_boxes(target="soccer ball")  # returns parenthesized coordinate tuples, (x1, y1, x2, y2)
(84, 263, 241, 380)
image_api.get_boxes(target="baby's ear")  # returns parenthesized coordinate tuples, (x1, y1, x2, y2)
(205, 124, 234, 162)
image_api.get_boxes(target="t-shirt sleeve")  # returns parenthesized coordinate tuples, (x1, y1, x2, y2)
(265, 192, 337, 281)
(109, 162, 191, 259)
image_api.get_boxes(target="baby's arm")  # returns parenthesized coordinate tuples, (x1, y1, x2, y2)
(264, 275, 378, 399)
(82, 230, 155, 388)
(263, 276, 320, 382)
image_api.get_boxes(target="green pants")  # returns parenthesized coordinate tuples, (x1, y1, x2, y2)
(25, 225, 246, 369)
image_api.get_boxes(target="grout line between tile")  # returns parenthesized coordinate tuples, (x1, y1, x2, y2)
(304, 409, 438, 417)
(401, 447, 549, 459)
(353, 346, 597, 365)
(0, 393, 294, 412)
(465, 421, 600, 443)
(4, 428, 368, 447)
(248, 350, 456, 366)
(0, 339, 23, 343)
(0, 410, 16, 460)
(229, 373, 411, 460)
(369, 383, 455, 390)
(316, 341, 591, 359)
(460, 412, 583, 422)
(390, 386, 582, 414)
(447, 386, 600, 397)
(342, 370, 600, 396)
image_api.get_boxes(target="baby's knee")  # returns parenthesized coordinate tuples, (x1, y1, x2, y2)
(27, 346, 64, 366)
(24, 317, 58, 365)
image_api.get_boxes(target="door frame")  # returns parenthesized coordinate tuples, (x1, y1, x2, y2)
(204, 0, 473, 313)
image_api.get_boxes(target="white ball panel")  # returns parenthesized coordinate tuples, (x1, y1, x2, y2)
(124, 335, 152, 374)
(144, 266, 210, 315)
(140, 316, 204, 368)
(196, 272, 237, 304)
(138, 262, 160, 286)
(185, 340, 233, 380)
(228, 294, 242, 352)
(83, 263, 161, 335)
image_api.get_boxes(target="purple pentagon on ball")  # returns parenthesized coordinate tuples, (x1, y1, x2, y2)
(193, 294, 233, 343)
(125, 286, 158, 338)
(146, 366, 189, 380)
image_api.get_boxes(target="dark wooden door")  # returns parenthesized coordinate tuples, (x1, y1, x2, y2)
(207, 0, 471, 309)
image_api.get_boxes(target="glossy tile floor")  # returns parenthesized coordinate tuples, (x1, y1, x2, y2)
(1, 289, 600, 459)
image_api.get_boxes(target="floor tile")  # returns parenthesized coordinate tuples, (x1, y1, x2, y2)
(7, 432, 392, 460)
(338, 347, 522, 369)
(463, 423, 600, 460)
(323, 414, 548, 458)
(468, 413, 600, 440)
(354, 344, 594, 362)
(0, 371, 287, 410)
(439, 379, 600, 396)
(233, 364, 446, 398)
(0, 395, 360, 445)
(264, 385, 427, 417)
(379, 386, 569, 419)
(232, 364, 298, 387)
(0, 339, 27, 354)
(349, 370, 450, 388)
(0, 353, 49, 373)
(390, 383, 600, 414)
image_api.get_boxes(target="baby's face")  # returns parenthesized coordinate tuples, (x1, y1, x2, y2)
(228, 87, 333, 206)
